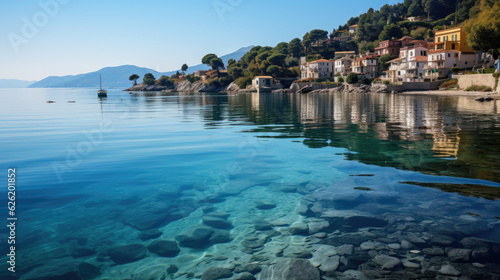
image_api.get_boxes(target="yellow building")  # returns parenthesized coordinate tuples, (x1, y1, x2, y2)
(431, 26, 475, 52)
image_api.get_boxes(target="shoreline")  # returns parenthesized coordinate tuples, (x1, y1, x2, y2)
(399, 90, 499, 98)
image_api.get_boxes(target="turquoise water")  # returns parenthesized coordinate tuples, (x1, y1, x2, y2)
(1, 88, 500, 279)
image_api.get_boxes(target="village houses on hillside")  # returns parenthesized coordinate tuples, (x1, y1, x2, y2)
(300, 26, 494, 84)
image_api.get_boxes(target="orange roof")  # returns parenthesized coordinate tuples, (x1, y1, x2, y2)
(349, 24, 358, 28)
(308, 59, 333, 64)
(411, 56, 428, 62)
(388, 57, 405, 63)
(254, 76, 273, 79)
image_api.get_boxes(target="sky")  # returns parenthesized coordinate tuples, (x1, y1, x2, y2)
(0, 0, 401, 81)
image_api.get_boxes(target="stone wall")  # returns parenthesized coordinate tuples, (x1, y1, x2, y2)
(386, 80, 449, 92)
(455, 74, 496, 89)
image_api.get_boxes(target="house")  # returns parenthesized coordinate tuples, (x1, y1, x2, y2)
(349, 24, 358, 34)
(408, 16, 427, 22)
(334, 56, 353, 76)
(384, 57, 407, 83)
(375, 39, 402, 56)
(406, 56, 428, 81)
(425, 50, 459, 79)
(351, 55, 379, 79)
(194, 70, 208, 77)
(252, 76, 281, 93)
(430, 26, 475, 53)
(301, 59, 334, 79)
(398, 36, 416, 47)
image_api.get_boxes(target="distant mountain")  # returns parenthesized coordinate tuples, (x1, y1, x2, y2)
(29, 46, 254, 88)
(0, 79, 36, 88)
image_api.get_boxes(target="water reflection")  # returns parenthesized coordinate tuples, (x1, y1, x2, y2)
(234, 92, 500, 182)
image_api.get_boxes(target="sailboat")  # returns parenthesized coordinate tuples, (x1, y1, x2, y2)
(98, 73, 107, 97)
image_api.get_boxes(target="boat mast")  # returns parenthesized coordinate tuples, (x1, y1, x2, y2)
(100, 73, 102, 90)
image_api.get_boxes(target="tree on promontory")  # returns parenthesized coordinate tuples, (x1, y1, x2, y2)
(181, 64, 188, 74)
(288, 38, 302, 58)
(464, 1, 500, 59)
(202, 54, 225, 71)
(143, 73, 156, 85)
(129, 74, 140, 86)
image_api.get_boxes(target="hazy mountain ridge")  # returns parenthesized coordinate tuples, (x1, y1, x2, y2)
(0, 79, 36, 88)
(29, 46, 254, 88)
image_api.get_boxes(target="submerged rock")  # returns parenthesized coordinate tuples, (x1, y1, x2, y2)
(175, 226, 214, 248)
(254, 220, 273, 231)
(259, 259, 320, 280)
(234, 272, 256, 280)
(255, 200, 277, 210)
(71, 247, 96, 258)
(21, 259, 101, 280)
(147, 240, 180, 257)
(439, 264, 461, 276)
(202, 216, 232, 229)
(289, 221, 309, 235)
(209, 230, 231, 244)
(447, 248, 472, 262)
(106, 244, 147, 264)
(201, 267, 233, 280)
(373, 254, 401, 270)
(139, 228, 163, 241)
(234, 263, 261, 274)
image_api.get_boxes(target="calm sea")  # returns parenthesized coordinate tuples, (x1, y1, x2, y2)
(0, 88, 499, 279)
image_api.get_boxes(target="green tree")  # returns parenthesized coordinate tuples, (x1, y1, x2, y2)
(338, 77, 344, 83)
(288, 38, 302, 57)
(202, 54, 217, 65)
(210, 57, 225, 71)
(274, 42, 289, 55)
(227, 59, 236, 67)
(268, 53, 286, 67)
(464, 1, 500, 58)
(129, 74, 139, 86)
(407, 0, 423, 17)
(181, 64, 188, 74)
(379, 24, 403, 40)
(157, 75, 173, 87)
(378, 54, 398, 71)
(143, 73, 156, 85)
(266, 65, 282, 77)
(228, 66, 243, 80)
(410, 27, 428, 40)
(346, 73, 359, 84)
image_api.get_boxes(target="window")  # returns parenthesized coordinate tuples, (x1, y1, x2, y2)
(448, 53, 451, 57)
(438, 37, 441, 43)
(452, 43, 455, 50)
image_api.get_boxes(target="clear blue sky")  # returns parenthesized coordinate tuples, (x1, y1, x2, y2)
(0, 0, 400, 81)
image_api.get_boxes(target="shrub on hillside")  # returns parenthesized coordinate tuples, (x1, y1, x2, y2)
(465, 85, 493, 92)
(346, 73, 358, 84)
(338, 77, 344, 83)
(439, 79, 458, 89)
(234, 77, 252, 89)
(451, 67, 459, 74)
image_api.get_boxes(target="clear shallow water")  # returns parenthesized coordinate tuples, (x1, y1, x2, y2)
(0, 88, 500, 279)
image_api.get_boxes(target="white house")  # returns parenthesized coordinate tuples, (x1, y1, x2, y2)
(252, 76, 281, 92)
(348, 24, 358, 34)
(334, 56, 353, 76)
(351, 55, 378, 79)
(301, 59, 334, 79)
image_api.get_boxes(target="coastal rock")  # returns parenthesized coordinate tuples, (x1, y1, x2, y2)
(283, 246, 312, 258)
(175, 226, 214, 248)
(325, 233, 369, 247)
(400, 240, 415, 250)
(205, 211, 231, 220)
(402, 260, 420, 269)
(201, 267, 233, 280)
(255, 200, 277, 210)
(241, 231, 277, 253)
(360, 241, 376, 251)
(319, 255, 340, 274)
(373, 254, 401, 270)
(139, 229, 162, 241)
(422, 247, 444, 255)
(147, 240, 180, 257)
(202, 216, 232, 229)
(310, 245, 338, 267)
(106, 244, 147, 264)
(259, 259, 320, 280)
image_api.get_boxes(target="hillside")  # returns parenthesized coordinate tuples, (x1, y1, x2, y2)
(29, 46, 253, 88)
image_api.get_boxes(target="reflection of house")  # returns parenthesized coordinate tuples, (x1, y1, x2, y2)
(349, 24, 358, 34)
(252, 76, 281, 92)
(432, 133, 460, 158)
